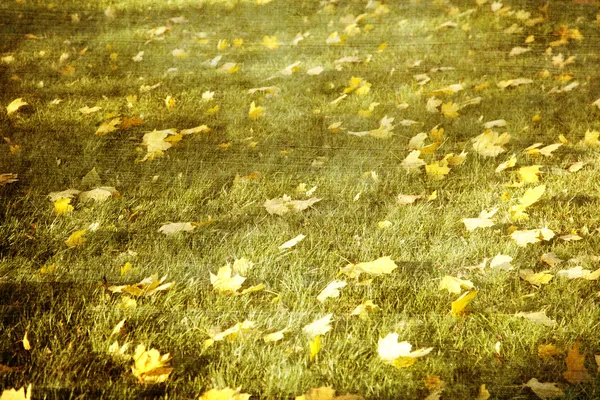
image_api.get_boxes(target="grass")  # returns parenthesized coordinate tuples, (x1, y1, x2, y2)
(1, 0, 600, 398)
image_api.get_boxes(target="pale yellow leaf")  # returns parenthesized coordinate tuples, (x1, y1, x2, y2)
(451, 290, 477, 316)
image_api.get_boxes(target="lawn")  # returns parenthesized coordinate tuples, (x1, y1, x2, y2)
(1, 0, 600, 398)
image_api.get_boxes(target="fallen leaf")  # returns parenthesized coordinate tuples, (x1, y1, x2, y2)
(350, 300, 380, 320)
(22, 332, 31, 351)
(199, 388, 251, 400)
(524, 378, 563, 399)
(0, 173, 18, 186)
(538, 344, 561, 359)
(210, 265, 246, 294)
(108, 274, 173, 297)
(264, 196, 321, 216)
(451, 290, 478, 316)
(472, 130, 511, 157)
(279, 234, 306, 250)
(515, 311, 556, 327)
(302, 314, 333, 338)
(6, 98, 28, 115)
(401, 150, 426, 171)
(0, 384, 32, 400)
(79, 187, 118, 202)
(377, 333, 433, 367)
(65, 229, 87, 248)
(439, 276, 474, 294)
(340, 256, 398, 279)
(511, 228, 555, 247)
(557, 266, 591, 279)
(263, 328, 288, 343)
(131, 344, 172, 384)
(309, 335, 322, 361)
(563, 341, 591, 383)
(158, 222, 196, 235)
(520, 269, 553, 286)
(95, 117, 121, 136)
(317, 280, 347, 303)
(540, 253, 562, 268)
(54, 197, 74, 216)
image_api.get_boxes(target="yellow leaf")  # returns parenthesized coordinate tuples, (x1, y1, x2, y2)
(262, 35, 280, 50)
(302, 314, 333, 338)
(54, 197, 74, 216)
(199, 388, 251, 400)
(248, 101, 265, 120)
(164, 95, 176, 109)
(476, 384, 490, 400)
(350, 300, 380, 320)
(524, 378, 563, 399)
(377, 333, 433, 367)
(517, 165, 542, 183)
(495, 154, 517, 173)
(219, 62, 240, 74)
(516, 311, 557, 327)
(439, 276, 474, 294)
(309, 335, 322, 361)
(65, 229, 87, 248)
(295, 387, 353, 400)
(425, 160, 451, 180)
(210, 265, 246, 294)
(263, 328, 287, 343)
(538, 344, 561, 359)
(563, 341, 591, 383)
(430, 83, 464, 96)
(120, 262, 132, 276)
(22, 332, 31, 351)
(0, 384, 32, 400)
(519, 269, 553, 286)
(441, 102, 459, 118)
(317, 280, 347, 303)
(511, 228, 554, 247)
(6, 98, 28, 115)
(583, 267, 600, 281)
(108, 274, 173, 297)
(340, 256, 398, 279)
(472, 130, 511, 157)
(582, 129, 600, 147)
(131, 344, 172, 384)
(217, 39, 229, 51)
(451, 290, 478, 317)
(401, 150, 426, 172)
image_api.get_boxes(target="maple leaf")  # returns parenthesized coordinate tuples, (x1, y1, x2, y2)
(472, 130, 511, 157)
(262, 35, 280, 50)
(0, 384, 32, 400)
(248, 101, 265, 120)
(317, 280, 347, 303)
(199, 388, 251, 400)
(108, 275, 173, 297)
(279, 234, 306, 250)
(401, 150, 426, 171)
(511, 228, 554, 247)
(302, 314, 333, 338)
(95, 117, 121, 136)
(295, 387, 364, 400)
(131, 344, 172, 384)
(263, 328, 288, 343)
(426, 160, 451, 180)
(519, 269, 553, 286)
(462, 207, 498, 231)
(54, 197, 73, 216)
(441, 102, 460, 118)
(439, 276, 474, 294)
(377, 333, 433, 368)
(140, 129, 177, 161)
(65, 229, 87, 248)
(350, 300, 380, 320)
(263, 195, 321, 215)
(210, 265, 246, 294)
(340, 256, 398, 279)
(563, 341, 591, 383)
(79, 187, 118, 202)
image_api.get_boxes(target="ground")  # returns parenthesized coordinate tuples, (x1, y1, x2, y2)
(1, 0, 600, 399)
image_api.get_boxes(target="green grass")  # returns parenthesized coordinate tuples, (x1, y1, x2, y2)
(2, 0, 600, 398)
